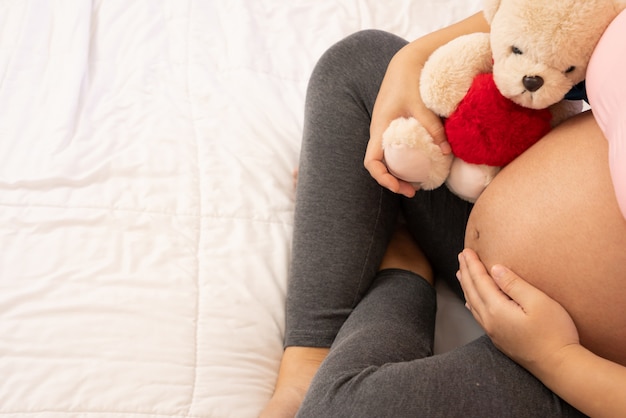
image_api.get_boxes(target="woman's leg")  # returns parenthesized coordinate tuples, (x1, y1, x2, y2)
(265, 32, 410, 417)
(284, 30, 408, 348)
(285, 29, 473, 349)
(298, 268, 586, 418)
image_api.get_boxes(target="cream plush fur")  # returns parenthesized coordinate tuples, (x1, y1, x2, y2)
(383, 0, 626, 202)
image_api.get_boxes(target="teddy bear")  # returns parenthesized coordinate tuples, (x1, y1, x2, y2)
(382, 0, 626, 202)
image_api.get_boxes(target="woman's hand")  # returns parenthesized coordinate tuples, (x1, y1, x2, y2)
(364, 12, 489, 198)
(365, 44, 449, 198)
(457, 249, 580, 373)
(459, 248, 626, 418)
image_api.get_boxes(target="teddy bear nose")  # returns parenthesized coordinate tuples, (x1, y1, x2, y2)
(523, 76, 544, 92)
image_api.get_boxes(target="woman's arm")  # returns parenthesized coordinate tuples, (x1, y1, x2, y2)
(458, 249, 626, 418)
(365, 11, 489, 197)
(546, 344, 626, 418)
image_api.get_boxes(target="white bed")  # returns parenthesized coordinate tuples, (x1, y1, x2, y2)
(0, 1, 484, 417)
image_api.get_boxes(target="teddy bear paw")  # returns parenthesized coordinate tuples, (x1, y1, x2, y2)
(382, 117, 452, 190)
(445, 159, 500, 202)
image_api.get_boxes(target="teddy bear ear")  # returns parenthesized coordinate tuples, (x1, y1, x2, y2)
(482, 0, 502, 24)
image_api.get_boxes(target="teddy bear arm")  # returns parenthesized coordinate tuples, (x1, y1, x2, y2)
(446, 159, 501, 203)
(420, 33, 493, 117)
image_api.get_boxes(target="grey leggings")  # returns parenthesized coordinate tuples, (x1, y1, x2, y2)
(287, 30, 585, 417)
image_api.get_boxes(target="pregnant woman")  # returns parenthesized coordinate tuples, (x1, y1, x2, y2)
(261, 9, 626, 418)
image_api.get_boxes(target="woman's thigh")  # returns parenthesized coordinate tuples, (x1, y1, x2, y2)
(285, 30, 408, 348)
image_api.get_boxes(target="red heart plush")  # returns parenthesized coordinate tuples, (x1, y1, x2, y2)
(444, 73, 552, 166)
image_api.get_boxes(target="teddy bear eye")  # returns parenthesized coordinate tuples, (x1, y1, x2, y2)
(564, 66, 576, 74)
(511, 46, 523, 55)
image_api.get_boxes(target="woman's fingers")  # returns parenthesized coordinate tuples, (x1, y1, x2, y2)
(490, 264, 540, 309)
(363, 137, 417, 197)
(459, 250, 503, 302)
(418, 111, 450, 153)
(457, 249, 520, 328)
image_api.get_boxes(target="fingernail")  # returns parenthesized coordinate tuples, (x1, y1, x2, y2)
(456, 270, 461, 281)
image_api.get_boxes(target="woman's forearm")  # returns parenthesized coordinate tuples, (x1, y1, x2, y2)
(536, 344, 626, 418)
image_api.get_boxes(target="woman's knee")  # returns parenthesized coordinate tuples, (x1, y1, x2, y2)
(308, 30, 407, 94)
(319, 29, 407, 66)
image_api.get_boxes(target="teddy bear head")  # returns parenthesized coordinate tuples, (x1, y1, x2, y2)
(483, 0, 626, 109)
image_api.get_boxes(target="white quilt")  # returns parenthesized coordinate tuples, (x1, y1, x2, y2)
(0, 1, 483, 417)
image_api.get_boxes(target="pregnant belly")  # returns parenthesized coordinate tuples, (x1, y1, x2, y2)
(465, 112, 626, 365)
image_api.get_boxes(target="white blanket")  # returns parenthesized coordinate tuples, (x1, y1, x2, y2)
(0, 1, 483, 417)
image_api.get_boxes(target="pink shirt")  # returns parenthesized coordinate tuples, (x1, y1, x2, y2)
(587, 9, 626, 219)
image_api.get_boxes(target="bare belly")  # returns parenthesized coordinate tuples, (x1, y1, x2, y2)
(465, 112, 626, 365)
